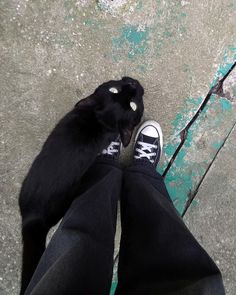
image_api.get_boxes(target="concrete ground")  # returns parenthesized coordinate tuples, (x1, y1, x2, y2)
(0, 0, 235, 294)
(184, 124, 236, 295)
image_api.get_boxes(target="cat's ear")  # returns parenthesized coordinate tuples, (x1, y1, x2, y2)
(75, 95, 95, 108)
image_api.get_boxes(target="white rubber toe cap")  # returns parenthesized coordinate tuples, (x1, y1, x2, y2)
(135, 120, 163, 151)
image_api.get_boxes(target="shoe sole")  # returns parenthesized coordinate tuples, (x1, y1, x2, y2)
(134, 120, 164, 156)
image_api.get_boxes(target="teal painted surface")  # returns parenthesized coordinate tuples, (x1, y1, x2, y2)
(158, 96, 204, 175)
(163, 94, 235, 214)
(158, 46, 236, 214)
(110, 282, 117, 295)
(110, 46, 236, 294)
(211, 46, 236, 86)
(112, 25, 149, 60)
(212, 141, 224, 150)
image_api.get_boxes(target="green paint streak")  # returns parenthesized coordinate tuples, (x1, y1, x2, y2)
(112, 25, 149, 60)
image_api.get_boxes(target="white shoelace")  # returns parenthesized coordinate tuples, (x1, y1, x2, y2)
(102, 141, 120, 156)
(134, 141, 157, 163)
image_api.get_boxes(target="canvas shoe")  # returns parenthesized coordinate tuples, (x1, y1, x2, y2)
(133, 120, 163, 167)
(101, 137, 122, 160)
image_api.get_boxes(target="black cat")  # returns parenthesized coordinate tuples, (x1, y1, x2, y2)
(19, 76, 144, 294)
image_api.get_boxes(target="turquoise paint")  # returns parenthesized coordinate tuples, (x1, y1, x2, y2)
(189, 199, 198, 209)
(174, 149, 186, 165)
(158, 46, 236, 214)
(212, 141, 223, 150)
(165, 144, 177, 156)
(220, 98, 232, 111)
(211, 46, 236, 87)
(162, 93, 234, 214)
(158, 95, 204, 176)
(158, 95, 204, 170)
(112, 25, 149, 60)
(172, 96, 204, 132)
(110, 282, 117, 295)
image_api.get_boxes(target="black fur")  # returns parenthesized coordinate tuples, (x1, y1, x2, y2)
(19, 76, 144, 294)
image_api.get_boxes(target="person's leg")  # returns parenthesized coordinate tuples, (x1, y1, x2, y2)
(116, 121, 225, 295)
(24, 139, 123, 295)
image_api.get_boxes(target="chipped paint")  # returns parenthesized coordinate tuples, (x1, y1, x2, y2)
(163, 94, 236, 214)
(158, 47, 236, 215)
(211, 46, 236, 86)
(112, 25, 149, 60)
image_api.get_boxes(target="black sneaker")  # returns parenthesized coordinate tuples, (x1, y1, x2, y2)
(101, 137, 122, 160)
(134, 120, 163, 167)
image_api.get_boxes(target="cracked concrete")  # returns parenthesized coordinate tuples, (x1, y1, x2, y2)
(184, 125, 236, 295)
(0, 0, 236, 294)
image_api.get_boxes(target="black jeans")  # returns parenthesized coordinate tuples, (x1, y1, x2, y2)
(24, 158, 225, 295)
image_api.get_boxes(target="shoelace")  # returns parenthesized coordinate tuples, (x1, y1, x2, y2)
(134, 141, 157, 163)
(102, 141, 120, 156)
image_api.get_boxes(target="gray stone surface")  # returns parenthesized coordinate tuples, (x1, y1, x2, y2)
(184, 125, 236, 295)
(0, 0, 236, 294)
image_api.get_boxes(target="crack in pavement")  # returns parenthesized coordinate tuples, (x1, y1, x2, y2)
(182, 119, 236, 216)
(161, 61, 236, 216)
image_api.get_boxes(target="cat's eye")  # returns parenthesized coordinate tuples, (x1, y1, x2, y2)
(109, 87, 119, 94)
(130, 101, 137, 111)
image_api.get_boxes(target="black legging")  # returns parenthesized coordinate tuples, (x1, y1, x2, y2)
(24, 157, 225, 295)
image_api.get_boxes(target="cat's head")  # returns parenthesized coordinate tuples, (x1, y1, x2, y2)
(76, 77, 144, 147)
